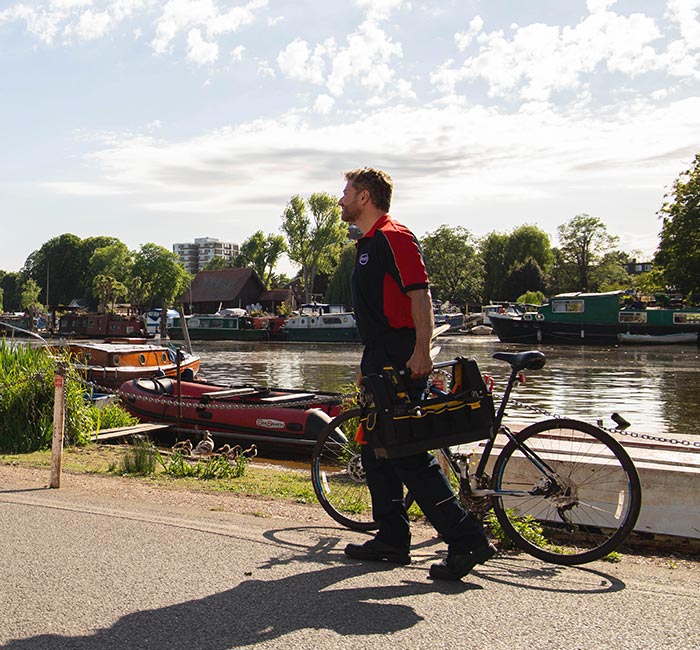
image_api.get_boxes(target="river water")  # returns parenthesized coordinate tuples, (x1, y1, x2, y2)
(187, 335, 700, 439)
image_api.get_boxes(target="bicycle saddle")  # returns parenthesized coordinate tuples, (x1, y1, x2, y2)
(492, 350, 546, 371)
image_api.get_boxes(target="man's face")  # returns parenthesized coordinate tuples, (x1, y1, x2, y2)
(339, 181, 363, 223)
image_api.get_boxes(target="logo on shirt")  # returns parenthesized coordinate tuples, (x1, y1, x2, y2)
(359, 253, 369, 265)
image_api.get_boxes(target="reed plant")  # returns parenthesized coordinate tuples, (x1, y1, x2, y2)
(0, 341, 138, 453)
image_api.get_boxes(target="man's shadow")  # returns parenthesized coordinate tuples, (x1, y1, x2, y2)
(5, 532, 470, 650)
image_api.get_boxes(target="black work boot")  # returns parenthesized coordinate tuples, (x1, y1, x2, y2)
(429, 543, 497, 581)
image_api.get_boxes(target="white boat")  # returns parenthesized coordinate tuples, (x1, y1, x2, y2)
(617, 332, 699, 345)
(280, 304, 360, 342)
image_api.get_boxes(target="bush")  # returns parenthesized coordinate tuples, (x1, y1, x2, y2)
(0, 341, 138, 453)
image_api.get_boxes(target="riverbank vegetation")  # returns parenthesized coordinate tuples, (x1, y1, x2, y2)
(0, 341, 138, 453)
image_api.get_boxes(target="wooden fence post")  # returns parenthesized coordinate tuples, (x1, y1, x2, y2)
(49, 361, 68, 489)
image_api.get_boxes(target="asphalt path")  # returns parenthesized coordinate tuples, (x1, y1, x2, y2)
(1, 471, 698, 650)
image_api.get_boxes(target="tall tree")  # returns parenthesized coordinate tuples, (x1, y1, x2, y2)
(236, 230, 287, 287)
(556, 214, 618, 291)
(281, 193, 346, 302)
(132, 244, 191, 312)
(502, 257, 545, 300)
(0, 271, 22, 312)
(506, 224, 553, 275)
(480, 232, 509, 301)
(325, 244, 355, 307)
(421, 225, 484, 305)
(655, 154, 700, 300)
(90, 241, 133, 284)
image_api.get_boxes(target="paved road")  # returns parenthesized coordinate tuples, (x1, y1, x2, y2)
(1, 470, 698, 650)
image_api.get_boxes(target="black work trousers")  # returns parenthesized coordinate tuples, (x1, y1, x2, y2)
(359, 332, 488, 552)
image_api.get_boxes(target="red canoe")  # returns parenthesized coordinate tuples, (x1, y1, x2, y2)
(118, 377, 345, 445)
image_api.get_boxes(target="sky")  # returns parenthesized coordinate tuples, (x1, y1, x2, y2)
(1, 0, 700, 276)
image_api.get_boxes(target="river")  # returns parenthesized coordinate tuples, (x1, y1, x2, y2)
(186, 335, 700, 439)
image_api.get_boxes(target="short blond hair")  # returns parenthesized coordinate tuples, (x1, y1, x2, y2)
(344, 167, 393, 212)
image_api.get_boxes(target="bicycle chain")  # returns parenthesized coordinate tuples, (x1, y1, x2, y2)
(500, 393, 700, 449)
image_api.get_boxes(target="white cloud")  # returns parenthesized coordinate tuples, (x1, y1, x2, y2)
(434, 5, 671, 102)
(70, 9, 113, 40)
(230, 44, 245, 61)
(355, 0, 406, 22)
(186, 27, 219, 64)
(313, 93, 334, 114)
(277, 39, 328, 84)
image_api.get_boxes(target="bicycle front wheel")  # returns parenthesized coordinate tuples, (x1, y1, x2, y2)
(310, 407, 377, 531)
(491, 418, 641, 565)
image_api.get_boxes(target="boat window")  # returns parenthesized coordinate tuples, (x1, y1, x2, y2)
(112, 354, 120, 366)
(161, 352, 168, 363)
(551, 300, 584, 313)
(674, 312, 700, 324)
(138, 354, 146, 365)
(323, 317, 342, 324)
(619, 312, 647, 324)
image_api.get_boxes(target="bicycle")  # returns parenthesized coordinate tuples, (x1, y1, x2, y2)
(310, 350, 642, 565)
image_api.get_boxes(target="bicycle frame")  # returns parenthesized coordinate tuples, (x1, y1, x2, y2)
(432, 353, 558, 500)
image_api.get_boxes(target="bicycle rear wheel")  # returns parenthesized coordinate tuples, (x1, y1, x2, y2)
(310, 407, 377, 531)
(491, 418, 641, 565)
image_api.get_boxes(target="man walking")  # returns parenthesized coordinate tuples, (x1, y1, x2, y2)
(338, 167, 496, 581)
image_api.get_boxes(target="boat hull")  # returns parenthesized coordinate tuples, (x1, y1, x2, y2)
(60, 341, 201, 389)
(489, 314, 700, 345)
(118, 377, 343, 445)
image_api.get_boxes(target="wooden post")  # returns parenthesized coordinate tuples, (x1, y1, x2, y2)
(49, 362, 68, 489)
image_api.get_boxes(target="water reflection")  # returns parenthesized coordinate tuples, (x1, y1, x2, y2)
(190, 336, 700, 438)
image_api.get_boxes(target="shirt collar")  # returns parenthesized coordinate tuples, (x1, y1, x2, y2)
(362, 213, 390, 238)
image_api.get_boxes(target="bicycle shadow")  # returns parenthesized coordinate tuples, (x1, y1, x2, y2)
(4, 529, 470, 650)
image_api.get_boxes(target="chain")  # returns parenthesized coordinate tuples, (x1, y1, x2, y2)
(498, 392, 700, 449)
(114, 384, 353, 410)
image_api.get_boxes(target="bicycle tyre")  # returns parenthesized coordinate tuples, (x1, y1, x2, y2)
(491, 418, 641, 565)
(310, 407, 378, 531)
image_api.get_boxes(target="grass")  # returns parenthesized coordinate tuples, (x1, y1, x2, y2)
(0, 443, 317, 504)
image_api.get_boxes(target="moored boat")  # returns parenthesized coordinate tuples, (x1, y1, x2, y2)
(168, 312, 270, 341)
(118, 377, 344, 445)
(280, 304, 360, 342)
(58, 312, 147, 339)
(489, 291, 700, 345)
(58, 340, 201, 389)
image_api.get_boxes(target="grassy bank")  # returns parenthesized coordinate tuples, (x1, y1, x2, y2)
(0, 443, 319, 505)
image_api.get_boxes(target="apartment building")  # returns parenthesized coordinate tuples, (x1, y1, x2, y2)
(173, 237, 239, 274)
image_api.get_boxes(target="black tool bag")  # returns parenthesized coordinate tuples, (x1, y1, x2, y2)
(359, 357, 495, 459)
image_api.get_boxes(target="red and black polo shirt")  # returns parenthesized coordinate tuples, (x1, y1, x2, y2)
(351, 214, 429, 345)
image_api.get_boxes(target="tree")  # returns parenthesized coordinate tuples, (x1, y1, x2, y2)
(502, 257, 545, 300)
(90, 242, 133, 284)
(506, 225, 553, 275)
(203, 256, 232, 270)
(281, 193, 347, 302)
(326, 244, 355, 307)
(236, 230, 287, 287)
(0, 271, 22, 312)
(93, 274, 127, 313)
(421, 225, 484, 305)
(20, 278, 42, 316)
(556, 214, 618, 291)
(480, 232, 509, 301)
(655, 154, 700, 300)
(132, 244, 191, 313)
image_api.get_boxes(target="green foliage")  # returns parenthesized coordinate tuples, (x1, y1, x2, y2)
(236, 231, 287, 288)
(0, 343, 101, 452)
(116, 437, 159, 476)
(655, 154, 700, 301)
(0, 271, 22, 312)
(92, 274, 128, 313)
(161, 450, 250, 479)
(325, 244, 355, 306)
(132, 243, 191, 309)
(516, 290, 545, 305)
(603, 551, 622, 563)
(556, 214, 619, 291)
(421, 225, 484, 304)
(486, 509, 553, 550)
(204, 256, 232, 270)
(502, 256, 545, 300)
(280, 193, 347, 302)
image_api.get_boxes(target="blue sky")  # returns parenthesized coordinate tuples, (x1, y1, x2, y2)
(1, 0, 699, 275)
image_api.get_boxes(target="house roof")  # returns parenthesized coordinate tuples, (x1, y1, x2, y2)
(259, 289, 293, 302)
(178, 268, 264, 303)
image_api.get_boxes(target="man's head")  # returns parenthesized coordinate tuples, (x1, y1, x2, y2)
(343, 167, 393, 213)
